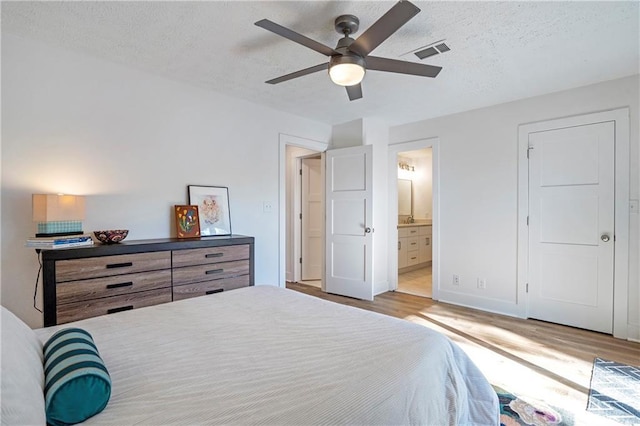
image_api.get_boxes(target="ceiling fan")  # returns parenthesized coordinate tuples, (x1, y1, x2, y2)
(255, 0, 442, 101)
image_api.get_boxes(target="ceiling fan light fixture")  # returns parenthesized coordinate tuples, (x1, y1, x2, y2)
(329, 55, 365, 86)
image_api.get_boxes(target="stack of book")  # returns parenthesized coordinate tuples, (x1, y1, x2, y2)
(26, 234, 94, 249)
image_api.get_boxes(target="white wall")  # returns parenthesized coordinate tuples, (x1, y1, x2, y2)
(362, 118, 389, 296)
(1, 34, 331, 327)
(391, 75, 640, 339)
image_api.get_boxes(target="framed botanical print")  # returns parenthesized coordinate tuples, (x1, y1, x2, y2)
(174, 205, 201, 238)
(187, 185, 232, 236)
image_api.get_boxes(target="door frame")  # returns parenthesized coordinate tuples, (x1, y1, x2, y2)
(388, 137, 440, 299)
(517, 108, 630, 339)
(279, 134, 329, 288)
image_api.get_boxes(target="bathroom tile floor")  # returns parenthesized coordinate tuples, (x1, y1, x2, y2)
(397, 265, 432, 298)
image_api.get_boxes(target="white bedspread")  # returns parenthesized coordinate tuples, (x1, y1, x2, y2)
(36, 286, 498, 425)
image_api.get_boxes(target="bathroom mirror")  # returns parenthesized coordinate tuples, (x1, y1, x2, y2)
(398, 179, 412, 216)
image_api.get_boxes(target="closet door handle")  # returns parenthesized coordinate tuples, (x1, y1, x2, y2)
(398, 241, 401, 250)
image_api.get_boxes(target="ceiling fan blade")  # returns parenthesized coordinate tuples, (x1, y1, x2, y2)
(346, 84, 363, 101)
(255, 19, 340, 57)
(348, 1, 420, 57)
(266, 63, 328, 85)
(366, 56, 442, 78)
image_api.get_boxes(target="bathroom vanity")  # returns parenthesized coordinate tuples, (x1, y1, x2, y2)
(398, 223, 432, 271)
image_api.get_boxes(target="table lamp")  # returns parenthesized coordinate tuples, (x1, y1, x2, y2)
(32, 194, 85, 237)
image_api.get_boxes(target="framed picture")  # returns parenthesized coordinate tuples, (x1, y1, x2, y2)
(174, 205, 201, 238)
(188, 185, 232, 236)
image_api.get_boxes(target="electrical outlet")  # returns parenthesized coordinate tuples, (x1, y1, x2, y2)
(453, 274, 460, 286)
(477, 278, 486, 289)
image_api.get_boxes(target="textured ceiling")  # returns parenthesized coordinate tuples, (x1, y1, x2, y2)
(2, 1, 638, 126)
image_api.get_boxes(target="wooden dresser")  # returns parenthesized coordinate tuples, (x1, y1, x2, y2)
(41, 235, 254, 326)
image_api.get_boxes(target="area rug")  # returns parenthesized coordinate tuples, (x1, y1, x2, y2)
(587, 357, 640, 425)
(494, 386, 573, 426)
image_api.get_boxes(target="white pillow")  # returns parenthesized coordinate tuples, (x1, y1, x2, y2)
(1, 306, 46, 425)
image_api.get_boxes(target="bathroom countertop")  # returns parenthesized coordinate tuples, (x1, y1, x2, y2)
(398, 221, 432, 228)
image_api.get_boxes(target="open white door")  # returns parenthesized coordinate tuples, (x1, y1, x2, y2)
(325, 145, 373, 300)
(301, 157, 322, 280)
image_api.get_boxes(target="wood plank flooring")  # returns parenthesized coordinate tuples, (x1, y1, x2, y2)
(286, 282, 640, 425)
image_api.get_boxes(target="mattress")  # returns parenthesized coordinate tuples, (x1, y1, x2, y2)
(36, 286, 499, 425)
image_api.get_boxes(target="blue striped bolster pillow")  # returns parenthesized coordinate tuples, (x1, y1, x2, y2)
(43, 328, 111, 426)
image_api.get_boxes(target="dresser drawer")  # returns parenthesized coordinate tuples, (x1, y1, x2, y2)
(56, 270, 171, 305)
(56, 251, 171, 282)
(172, 245, 250, 268)
(56, 288, 172, 324)
(173, 260, 250, 286)
(173, 275, 250, 301)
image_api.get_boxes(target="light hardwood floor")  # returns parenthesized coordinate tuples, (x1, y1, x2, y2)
(286, 282, 640, 425)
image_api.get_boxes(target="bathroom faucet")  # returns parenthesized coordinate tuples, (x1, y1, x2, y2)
(406, 215, 414, 224)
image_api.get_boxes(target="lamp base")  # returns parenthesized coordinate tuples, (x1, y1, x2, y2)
(37, 220, 83, 236)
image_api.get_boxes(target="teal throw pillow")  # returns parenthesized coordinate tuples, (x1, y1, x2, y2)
(43, 328, 111, 426)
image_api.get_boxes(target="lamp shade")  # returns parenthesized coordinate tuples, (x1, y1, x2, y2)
(32, 194, 85, 222)
(329, 55, 366, 87)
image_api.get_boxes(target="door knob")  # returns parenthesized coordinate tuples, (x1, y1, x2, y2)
(601, 234, 610, 242)
(365, 227, 372, 234)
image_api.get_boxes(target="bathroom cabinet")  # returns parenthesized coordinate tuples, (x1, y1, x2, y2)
(398, 225, 431, 272)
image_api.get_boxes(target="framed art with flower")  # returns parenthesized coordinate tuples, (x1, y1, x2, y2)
(188, 185, 232, 236)
(174, 205, 201, 238)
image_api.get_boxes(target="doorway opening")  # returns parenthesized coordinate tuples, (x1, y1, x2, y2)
(396, 148, 433, 298)
(284, 143, 325, 290)
(298, 154, 323, 289)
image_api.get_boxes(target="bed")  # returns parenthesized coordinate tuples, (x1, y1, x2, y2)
(2, 286, 499, 425)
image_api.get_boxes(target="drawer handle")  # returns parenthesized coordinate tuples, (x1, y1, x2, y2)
(410, 256, 417, 260)
(205, 288, 224, 295)
(410, 242, 417, 246)
(205, 253, 224, 258)
(205, 269, 224, 275)
(107, 305, 133, 314)
(106, 262, 133, 269)
(106, 282, 133, 289)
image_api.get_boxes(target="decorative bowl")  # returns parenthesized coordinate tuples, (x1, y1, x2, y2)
(93, 229, 129, 244)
